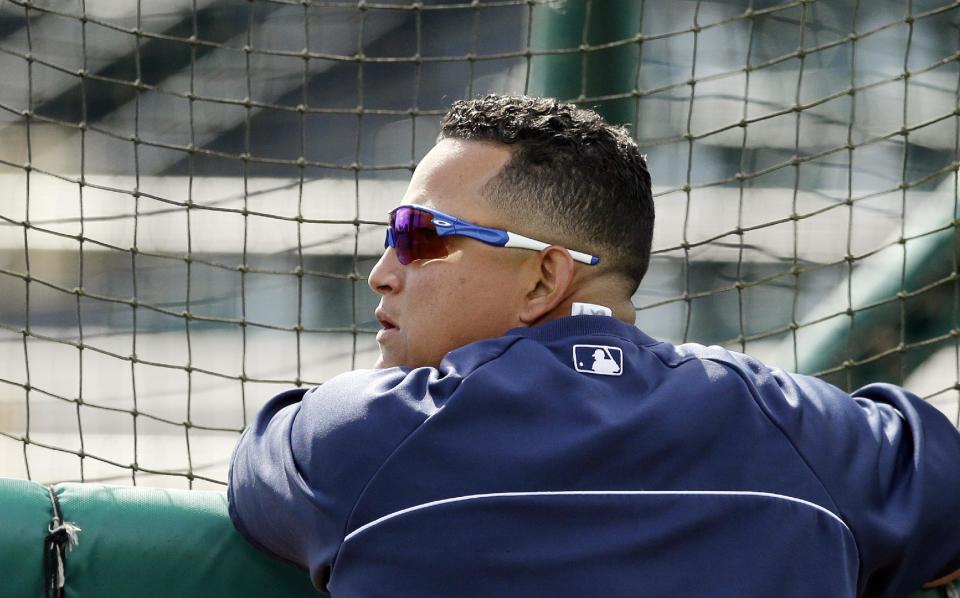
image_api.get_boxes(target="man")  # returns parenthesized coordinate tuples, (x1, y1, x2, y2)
(228, 95, 960, 596)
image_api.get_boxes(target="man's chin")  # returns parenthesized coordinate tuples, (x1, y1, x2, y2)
(374, 353, 393, 369)
(374, 350, 407, 370)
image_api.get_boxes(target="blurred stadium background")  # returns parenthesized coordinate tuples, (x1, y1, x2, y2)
(0, 0, 958, 489)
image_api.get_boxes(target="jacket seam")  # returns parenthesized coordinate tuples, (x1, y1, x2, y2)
(687, 353, 863, 570)
(336, 335, 529, 561)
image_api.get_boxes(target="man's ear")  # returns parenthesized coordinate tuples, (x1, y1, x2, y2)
(518, 246, 576, 324)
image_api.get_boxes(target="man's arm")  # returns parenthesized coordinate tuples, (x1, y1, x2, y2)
(227, 368, 434, 589)
(761, 371, 960, 597)
(227, 387, 321, 570)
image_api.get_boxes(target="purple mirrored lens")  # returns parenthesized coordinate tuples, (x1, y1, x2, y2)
(389, 207, 447, 265)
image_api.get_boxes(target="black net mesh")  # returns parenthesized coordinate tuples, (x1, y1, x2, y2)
(0, 0, 957, 488)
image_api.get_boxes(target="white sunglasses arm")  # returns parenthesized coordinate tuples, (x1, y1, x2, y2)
(504, 232, 598, 265)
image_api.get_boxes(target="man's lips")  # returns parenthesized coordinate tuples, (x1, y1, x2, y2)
(375, 310, 398, 343)
(375, 309, 398, 330)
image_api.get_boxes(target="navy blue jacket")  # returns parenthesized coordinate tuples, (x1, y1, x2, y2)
(228, 316, 960, 596)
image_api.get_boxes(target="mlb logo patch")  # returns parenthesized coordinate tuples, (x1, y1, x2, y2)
(572, 344, 624, 376)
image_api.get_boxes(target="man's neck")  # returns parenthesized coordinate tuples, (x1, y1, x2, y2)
(537, 296, 636, 326)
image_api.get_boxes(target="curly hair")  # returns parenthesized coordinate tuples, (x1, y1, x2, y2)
(439, 94, 654, 292)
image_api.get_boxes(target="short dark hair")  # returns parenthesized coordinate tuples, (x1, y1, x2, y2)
(439, 94, 654, 292)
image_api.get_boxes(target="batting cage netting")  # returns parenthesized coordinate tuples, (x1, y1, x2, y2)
(0, 0, 958, 489)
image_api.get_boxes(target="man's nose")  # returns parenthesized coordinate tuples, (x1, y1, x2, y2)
(368, 248, 401, 296)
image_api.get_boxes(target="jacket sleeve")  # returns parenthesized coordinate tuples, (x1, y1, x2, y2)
(761, 369, 960, 597)
(227, 368, 433, 590)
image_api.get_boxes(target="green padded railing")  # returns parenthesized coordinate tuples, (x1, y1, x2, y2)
(0, 477, 955, 596)
(0, 478, 320, 597)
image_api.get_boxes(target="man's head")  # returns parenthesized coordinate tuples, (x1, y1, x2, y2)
(368, 94, 654, 369)
(439, 94, 654, 287)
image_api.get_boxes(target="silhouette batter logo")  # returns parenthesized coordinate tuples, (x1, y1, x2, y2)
(572, 344, 623, 376)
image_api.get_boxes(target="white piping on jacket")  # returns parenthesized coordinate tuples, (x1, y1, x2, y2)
(343, 489, 850, 544)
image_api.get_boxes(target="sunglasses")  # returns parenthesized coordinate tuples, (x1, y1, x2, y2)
(384, 204, 600, 266)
